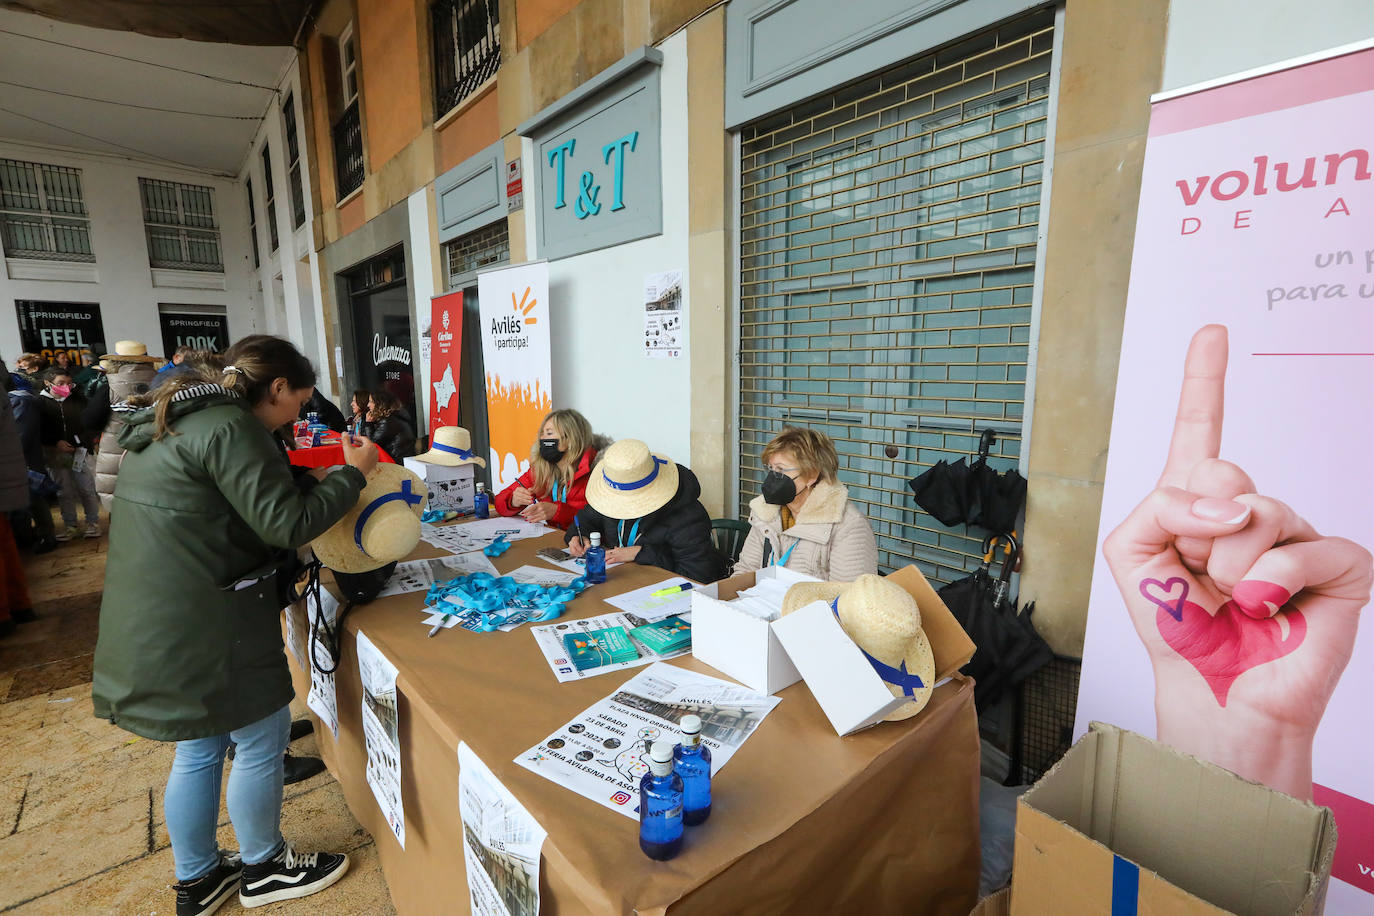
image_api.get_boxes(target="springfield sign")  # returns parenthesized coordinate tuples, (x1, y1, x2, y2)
(158, 311, 228, 356)
(1074, 46, 1374, 913)
(16, 300, 105, 366)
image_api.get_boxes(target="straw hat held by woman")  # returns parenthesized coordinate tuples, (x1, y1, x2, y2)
(735, 427, 877, 581)
(93, 335, 375, 912)
(566, 438, 727, 583)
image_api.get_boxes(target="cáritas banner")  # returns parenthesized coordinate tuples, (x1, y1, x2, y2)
(427, 290, 464, 439)
(1076, 45, 1374, 911)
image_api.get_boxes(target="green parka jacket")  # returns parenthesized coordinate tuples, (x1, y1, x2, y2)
(92, 385, 365, 740)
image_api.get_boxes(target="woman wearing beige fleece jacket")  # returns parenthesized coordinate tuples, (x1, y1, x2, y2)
(734, 427, 877, 581)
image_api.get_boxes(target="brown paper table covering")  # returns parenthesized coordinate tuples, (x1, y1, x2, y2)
(284, 531, 980, 915)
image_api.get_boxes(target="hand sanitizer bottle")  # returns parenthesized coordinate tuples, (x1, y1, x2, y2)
(674, 715, 712, 825)
(639, 740, 684, 860)
(584, 532, 607, 584)
(474, 482, 489, 519)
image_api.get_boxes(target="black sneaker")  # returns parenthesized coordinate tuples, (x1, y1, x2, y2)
(239, 842, 349, 908)
(282, 753, 327, 785)
(175, 853, 242, 916)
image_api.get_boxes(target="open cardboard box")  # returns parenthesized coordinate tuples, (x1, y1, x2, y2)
(692, 564, 975, 734)
(1013, 722, 1337, 916)
(402, 458, 475, 513)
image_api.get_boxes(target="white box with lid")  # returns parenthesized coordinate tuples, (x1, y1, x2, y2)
(402, 458, 476, 514)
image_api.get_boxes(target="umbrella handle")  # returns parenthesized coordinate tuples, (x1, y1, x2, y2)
(977, 428, 997, 461)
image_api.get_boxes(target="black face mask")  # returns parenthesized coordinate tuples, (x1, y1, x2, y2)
(539, 438, 565, 463)
(762, 470, 798, 506)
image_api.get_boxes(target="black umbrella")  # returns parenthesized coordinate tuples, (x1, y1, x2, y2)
(966, 429, 1026, 534)
(907, 456, 977, 527)
(937, 534, 1052, 711)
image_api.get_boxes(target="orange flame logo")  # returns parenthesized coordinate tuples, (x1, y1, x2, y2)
(513, 287, 538, 325)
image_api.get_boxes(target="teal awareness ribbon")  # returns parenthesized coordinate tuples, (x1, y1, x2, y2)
(618, 518, 641, 547)
(425, 571, 588, 633)
(551, 480, 567, 503)
(773, 538, 798, 568)
(830, 598, 925, 695)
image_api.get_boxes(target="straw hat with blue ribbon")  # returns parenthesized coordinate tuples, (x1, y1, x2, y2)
(781, 573, 936, 721)
(584, 438, 679, 520)
(311, 465, 429, 573)
(413, 426, 486, 468)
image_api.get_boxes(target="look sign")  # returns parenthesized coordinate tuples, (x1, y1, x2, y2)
(546, 131, 640, 220)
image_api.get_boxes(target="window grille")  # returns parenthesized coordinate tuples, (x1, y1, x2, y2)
(138, 178, 223, 272)
(444, 219, 508, 289)
(737, 9, 1053, 583)
(0, 159, 94, 262)
(246, 178, 260, 269)
(333, 100, 364, 199)
(261, 144, 279, 252)
(432, 0, 500, 120)
(282, 93, 307, 229)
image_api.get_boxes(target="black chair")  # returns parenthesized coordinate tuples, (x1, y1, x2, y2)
(710, 518, 750, 566)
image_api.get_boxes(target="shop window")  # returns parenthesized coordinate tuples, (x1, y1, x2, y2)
(282, 92, 307, 229)
(444, 219, 508, 289)
(138, 178, 223, 272)
(431, 0, 500, 120)
(246, 178, 260, 269)
(0, 158, 94, 262)
(261, 144, 279, 252)
(737, 9, 1054, 583)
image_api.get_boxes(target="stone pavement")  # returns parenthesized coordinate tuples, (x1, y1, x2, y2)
(2, 527, 396, 915)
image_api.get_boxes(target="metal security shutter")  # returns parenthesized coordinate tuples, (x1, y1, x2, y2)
(737, 8, 1053, 583)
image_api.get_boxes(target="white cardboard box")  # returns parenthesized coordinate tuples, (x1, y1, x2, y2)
(771, 600, 910, 735)
(690, 565, 820, 695)
(402, 458, 475, 513)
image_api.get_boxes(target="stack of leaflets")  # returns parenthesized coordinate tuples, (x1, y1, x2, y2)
(562, 626, 641, 672)
(629, 616, 692, 656)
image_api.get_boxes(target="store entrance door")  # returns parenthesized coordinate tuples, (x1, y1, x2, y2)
(343, 246, 417, 425)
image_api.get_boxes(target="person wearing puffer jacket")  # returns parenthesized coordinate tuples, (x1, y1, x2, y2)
(91, 343, 159, 512)
(734, 427, 878, 582)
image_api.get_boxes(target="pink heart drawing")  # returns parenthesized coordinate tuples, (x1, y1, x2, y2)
(1139, 578, 1306, 706)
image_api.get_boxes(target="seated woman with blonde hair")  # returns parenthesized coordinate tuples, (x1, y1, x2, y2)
(734, 427, 877, 581)
(493, 408, 607, 529)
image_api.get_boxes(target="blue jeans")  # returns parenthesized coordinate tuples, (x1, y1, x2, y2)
(164, 705, 290, 881)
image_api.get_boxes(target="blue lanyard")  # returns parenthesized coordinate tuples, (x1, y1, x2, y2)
(773, 538, 798, 568)
(426, 571, 588, 632)
(551, 480, 566, 503)
(618, 518, 641, 547)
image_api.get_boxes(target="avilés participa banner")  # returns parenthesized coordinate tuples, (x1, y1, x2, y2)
(1076, 46, 1374, 910)
(16, 300, 106, 366)
(428, 291, 463, 439)
(477, 262, 552, 489)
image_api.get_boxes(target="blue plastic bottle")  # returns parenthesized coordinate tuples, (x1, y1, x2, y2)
(474, 482, 489, 519)
(674, 714, 712, 825)
(584, 532, 607, 585)
(639, 740, 684, 860)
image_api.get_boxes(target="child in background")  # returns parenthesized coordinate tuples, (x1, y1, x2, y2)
(38, 368, 101, 540)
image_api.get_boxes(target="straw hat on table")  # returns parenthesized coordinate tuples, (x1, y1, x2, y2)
(312, 465, 429, 573)
(413, 426, 486, 467)
(584, 439, 679, 520)
(782, 573, 936, 721)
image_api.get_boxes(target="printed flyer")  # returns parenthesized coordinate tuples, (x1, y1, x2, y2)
(420, 517, 550, 554)
(529, 611, 692, 682)
(305, 588, 340, 739)
(458, 742, 547, 916)
(357, 630, 405, 847)
(516, 663, 779, 819)
(377, 553, 499, 598)
(643, 269, 684, 359)
(1074, 46, 1374, 910)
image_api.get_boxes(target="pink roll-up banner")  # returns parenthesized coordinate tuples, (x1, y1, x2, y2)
(1075, 44, 1374, 910)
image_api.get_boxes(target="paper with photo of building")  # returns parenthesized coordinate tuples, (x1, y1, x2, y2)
(357, 629, 405, 847)
(305, 588, 340, 739)
(458, 742, 547, 916)
(643, 269, 684, 359)
(515, 662, 780, 818)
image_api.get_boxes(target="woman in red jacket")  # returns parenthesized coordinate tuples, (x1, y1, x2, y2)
(494, 409, 602, 529)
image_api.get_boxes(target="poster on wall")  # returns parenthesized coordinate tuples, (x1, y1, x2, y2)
(428, 290, 464, 438)
(15, 300, 106, 367)
(643, 269, 684, 359)
(357, 630, 405, 847)
(458, 742, 546, 916)
(157, 310, 229, 357)
(478, 261, 552, 489)
(1075, 46, 1374, 911)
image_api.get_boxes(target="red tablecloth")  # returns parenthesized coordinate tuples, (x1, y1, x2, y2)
(287, 443, 396, 468)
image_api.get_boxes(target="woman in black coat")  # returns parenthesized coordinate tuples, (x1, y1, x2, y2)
(365, 390, 416, 460)
(565, 438, 726, 583)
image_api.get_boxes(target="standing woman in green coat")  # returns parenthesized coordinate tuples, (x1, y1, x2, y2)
(93, 335, 376, 915)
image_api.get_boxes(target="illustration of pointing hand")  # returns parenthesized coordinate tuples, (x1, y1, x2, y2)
(1101, 324, 1371, 800)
